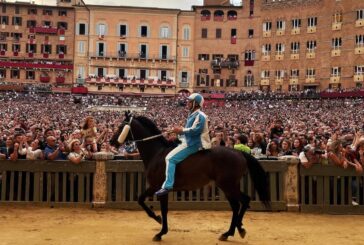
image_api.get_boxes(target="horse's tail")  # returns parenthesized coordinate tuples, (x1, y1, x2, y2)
(242, 152, 271, 208)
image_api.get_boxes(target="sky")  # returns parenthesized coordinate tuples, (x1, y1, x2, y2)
(7, 0, 242, 10)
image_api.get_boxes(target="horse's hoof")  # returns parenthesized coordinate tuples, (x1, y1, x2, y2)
(152, 235, 162, 242)
(239, 228, 247, 239)
(218, 234, 228, 241)
(155, 215, 162, 224)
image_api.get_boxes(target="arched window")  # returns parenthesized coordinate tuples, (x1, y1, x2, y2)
(227, 10, 237, 20)
(214, 10, 224, 21)
(200, 10, 211, 21)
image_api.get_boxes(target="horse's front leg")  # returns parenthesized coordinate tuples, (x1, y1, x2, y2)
(138, 188, 162, 224)
(153, 194, 169, 241)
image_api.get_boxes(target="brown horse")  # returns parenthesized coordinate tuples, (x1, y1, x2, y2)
(110, 112, 270, 241)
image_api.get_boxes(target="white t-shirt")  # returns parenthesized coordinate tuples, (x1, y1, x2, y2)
(26, 147, 43, 160)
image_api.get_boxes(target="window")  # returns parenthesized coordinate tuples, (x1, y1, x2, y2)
(140, 69, 147, 80)
(43, 21, 51, 27)
(27, 20, 36, 28)
(263, 21, 272, 31)
(262, 44, 271, 55)
(275, 70, 285, 79)
(307, 17, 317, 27)
(118, 43, 127, 57)
(140, 25, 148, 37)
(275, 43, 285, 53)
(355, 65, 364, 75)
(244, 71, 254, 87)
(15, 6, 20, 14)
(290, 69, 299, 78)
(261, 70, 270, 78)
(202, 28, 207, 38)
(198, 54, 209, 60)
(292, 18, 301, 28)
(245, 50, 255, 60)
(97, 67, 105, 77)
(356, 35, 364, 46)
(42, 44, 52, 54)
(277, 20, 285, 30)
(78, 41, 85, 53)
(307, 40, 317, 51)
(12, 44, 20, 52)
(97, 43, 105, 56)
(248, 29, 254, 38)
(57, 45, 67, 54)
(11, 70, 20, 79)
(98, 24, 106, 36)
(1, 16, 9, 25)
(0, 43, 7, 51)
(160, 26, 169, 38)
(13, 16, 22, 26)
(57, 22, 68, 30)
(59, 10, 67, 16)
(26, 44, 36, 53)
(291, 42, 300, 53)
(78, 66, 85, 78)
(118, 68, 126, 79)
(26, 71, 35, 80)
(306, 68, 316, 77)
(139, 44, 147, 58)
(119, 24, 127, 37)
(332, 37, 342, 49)
(78, 23, 86, 35)
(216, 28, 222, 39)
(2, 5, 6, 13)
(43, 9, 53, 16)
(181, 72, 188, 83)
(28, 8, 37, 15)
(0, 69, 6, 78)
(231, 29, 237, 38)
(160, 70, 167, 81)
(357, 9, 364, 20)
(183, 26, 190, 40)
(333, 12, 343, 23)
(249, 0, 254, 16)
(182, 47, 189, 57)
(331, 67, 341, 76)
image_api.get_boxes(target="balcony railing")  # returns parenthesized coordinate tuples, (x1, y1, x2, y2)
(59, 53, 65, 59)
(227, 15, 237, 21)
(0, 61, 73, 70)
(56, 77, 65, 83)
(40, 76, 51, 83)
(201, 15, 211, 21)
(214, 15, 224, 21)
(231, 36, 237, 44)
(244, 60, 255, 66)
(85, 77, 176, 87)
(211, 59, 239, 69)
(30, 27, 58, 34)
(89, 52, 176, 61)
(13, 51, 18, 56)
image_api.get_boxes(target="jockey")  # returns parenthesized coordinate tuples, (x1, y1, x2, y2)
(155, 93, 211, 196)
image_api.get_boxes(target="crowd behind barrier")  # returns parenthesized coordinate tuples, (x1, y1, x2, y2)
(0, 88, 364, 205)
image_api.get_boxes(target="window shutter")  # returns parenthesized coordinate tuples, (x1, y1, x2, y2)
(137, 26, 141, 37)
(96, 24, 99, 35)
(76, 23, 80, 35)
(146, 45, 149, 59)
(96, 42, 99, 55)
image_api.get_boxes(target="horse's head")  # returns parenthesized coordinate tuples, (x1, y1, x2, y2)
(110, 111, 134, 148)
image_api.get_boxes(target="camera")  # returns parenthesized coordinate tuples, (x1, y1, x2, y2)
(314, 149, 326, 155)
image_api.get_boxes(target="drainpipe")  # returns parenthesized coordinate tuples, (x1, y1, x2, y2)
(175, 10, 181, 96)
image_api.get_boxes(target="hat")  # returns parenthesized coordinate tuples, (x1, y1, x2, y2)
(187, 93, 204, 107)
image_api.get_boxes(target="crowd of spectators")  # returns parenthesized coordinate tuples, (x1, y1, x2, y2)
(0, 91, 363, 178)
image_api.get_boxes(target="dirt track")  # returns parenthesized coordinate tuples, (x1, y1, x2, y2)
(0, 206, 363, 245)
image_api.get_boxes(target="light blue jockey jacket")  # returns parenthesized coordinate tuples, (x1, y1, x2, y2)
(181, 109, 211, 150)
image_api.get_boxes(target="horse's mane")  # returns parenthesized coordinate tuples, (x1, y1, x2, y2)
(135, 116, 173, 147)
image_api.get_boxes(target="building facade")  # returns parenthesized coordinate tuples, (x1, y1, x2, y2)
(0, 0, 364, 94)
(0, 1, 74, 86)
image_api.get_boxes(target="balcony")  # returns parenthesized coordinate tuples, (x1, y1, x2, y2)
(214, 16, 224, 21)
(290, 53, 299, 60)
(244, 60, 254, 66)
(263, 31, 271, 38)
(178, 82, 189, 88)
(76, 78, 85, 85)
(305, 77, 316, 83)
(56, 77, 65, 83)
(40, 76, 51, 83)
(275, 78, 283, 85)
(201, 15, 211, 21)
(0, 50, 5, 56)
(0, 61, 73, 70)
(332, 22, 342, 31)
(355, 46, 364, 55)
(13, 51, 18, 56)
(306, 51, 315, 59)
(291, 28, 300, 35)
(307, 26, 316, 33)
(354, 74, 363, 82)
(231, 36, 236, 44)
(331, 49, 341, 57)
(275, 52, 284, 61)
(210, 59, 239, 69)
(356, 19, 364, 27)
(59, 53, 65, 59)
(59, 29, 65, 35)
(330, 76, 341, 84)
(32, 27, 58, 34)
(260, 79, 270, 86)
(289, 78, 299, 85)
(262, 53, 271, 61)
(276, 29, 285, 36)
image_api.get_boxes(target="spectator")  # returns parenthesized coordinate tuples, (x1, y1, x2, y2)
(233, 134, 251, 154)
(26, 139, 43, 160)
(44, 136, 67, 160)
(68, 139, 87, 164)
